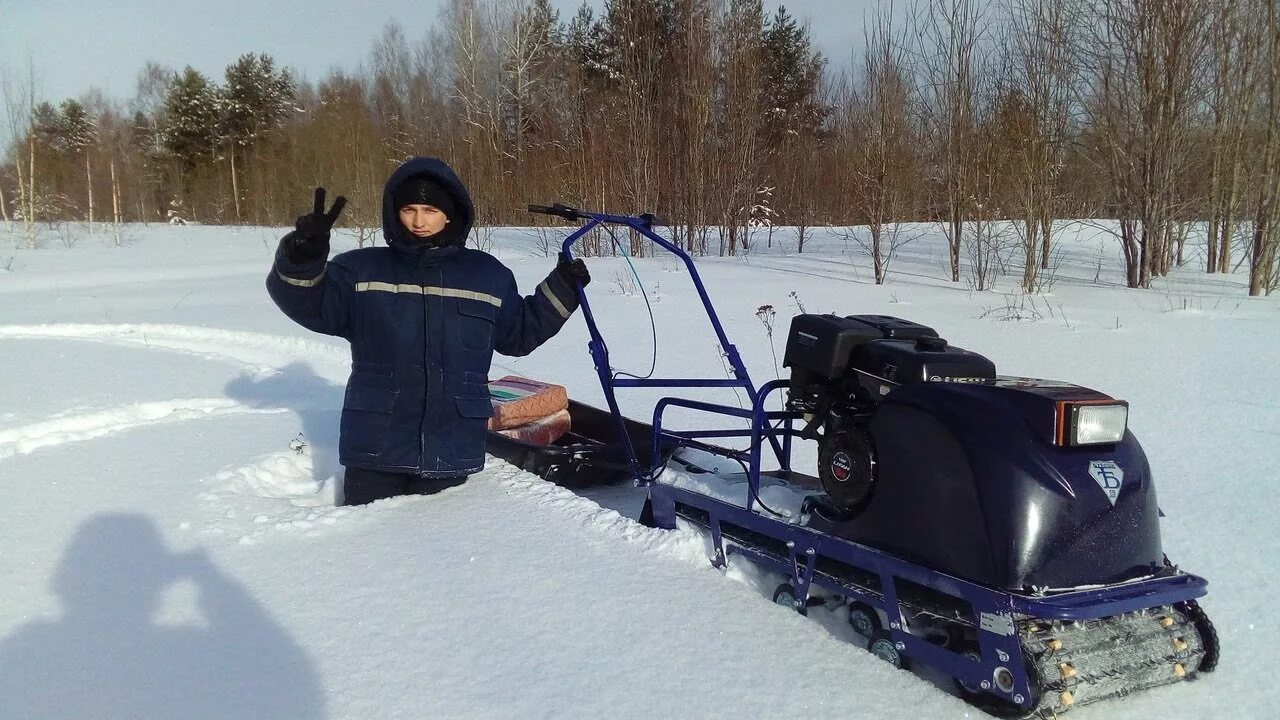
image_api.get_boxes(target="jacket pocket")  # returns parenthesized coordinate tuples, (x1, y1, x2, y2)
(457, 302, 497, 352)
(453, 395, 494, 466)
(455, 395, 495, 419)
(341, 368, 399, 457)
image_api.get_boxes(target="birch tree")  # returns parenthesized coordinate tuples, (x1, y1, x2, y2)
(1205, 0, 1262, 274)
(1248, 0, 1280, 296)
(1005, 0, 1073, 290)
(914, 0, 988, 282)
(841, 3, 920, 283)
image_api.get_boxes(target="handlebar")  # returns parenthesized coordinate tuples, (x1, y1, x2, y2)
(527, 203, 587, 221)
(527, 203, 669, 228)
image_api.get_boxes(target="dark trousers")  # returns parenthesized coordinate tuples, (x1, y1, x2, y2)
(341, 467, 468, 506)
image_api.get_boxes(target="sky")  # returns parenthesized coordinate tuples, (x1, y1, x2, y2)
(0, 0, 873, 118)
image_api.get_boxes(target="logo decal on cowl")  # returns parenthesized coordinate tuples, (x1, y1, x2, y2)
(1089, 460, 1125, 506)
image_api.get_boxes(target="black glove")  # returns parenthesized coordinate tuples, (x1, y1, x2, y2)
(556, 252, 590, 287)
(286, 187, 347, 265)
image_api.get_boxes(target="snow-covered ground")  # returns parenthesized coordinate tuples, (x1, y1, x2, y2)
(0, 221, 1276, 719)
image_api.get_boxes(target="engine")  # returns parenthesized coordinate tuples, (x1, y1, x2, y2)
(783, 314, 996, 511)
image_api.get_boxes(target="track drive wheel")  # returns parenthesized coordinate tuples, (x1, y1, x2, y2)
(959, 654, 1043, 719)
(1178, 599, 1220, 672)
(773, 583, 808, 617)
(867, 630, 909, 670)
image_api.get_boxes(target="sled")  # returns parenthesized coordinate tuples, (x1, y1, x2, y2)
(486, 399, 675, 488)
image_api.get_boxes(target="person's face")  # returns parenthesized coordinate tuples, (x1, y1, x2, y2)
(398, 204, 449, 237)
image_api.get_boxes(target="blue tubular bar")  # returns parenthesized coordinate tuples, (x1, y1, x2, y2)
(560, 211, 788, 483)
(655, 397, 754, 420)
(554, 218, 652, 481)
(1010, 574, 1208, 619)
(613, 378, 750, 388)
(650, 390, 802, 510)
(652, 398, 752, 480)
(747, 379, 803, 502)
(669, 429, 760, 440)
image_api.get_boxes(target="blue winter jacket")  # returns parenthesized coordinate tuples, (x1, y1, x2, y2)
(267, 157, 579, 476)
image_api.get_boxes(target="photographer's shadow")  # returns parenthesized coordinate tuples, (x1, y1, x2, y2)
(225, 362, 345, 503)
(0, 514, 324, 718)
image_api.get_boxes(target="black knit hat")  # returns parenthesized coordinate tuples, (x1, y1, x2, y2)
(393, 176, 457, 219)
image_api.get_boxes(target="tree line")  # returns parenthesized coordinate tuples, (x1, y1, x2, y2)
(2, 0, 1279, 295)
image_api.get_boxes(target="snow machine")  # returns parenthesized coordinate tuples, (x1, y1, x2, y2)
(505, 204, 1218, 717)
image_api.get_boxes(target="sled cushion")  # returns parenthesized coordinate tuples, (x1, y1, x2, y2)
(495, 409, 572, 446)
(487, 376, 569, 430)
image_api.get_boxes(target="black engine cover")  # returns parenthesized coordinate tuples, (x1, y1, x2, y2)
(804, 381, 1164, 591)
(851, 339, 996, 386)
(783, 314, 891, 381)
(783, 314, 994, 390)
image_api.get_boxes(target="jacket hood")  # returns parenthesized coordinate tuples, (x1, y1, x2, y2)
(382, 157, 475, 248)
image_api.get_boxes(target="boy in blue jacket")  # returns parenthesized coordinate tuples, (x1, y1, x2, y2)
(267, 157, 588, 505)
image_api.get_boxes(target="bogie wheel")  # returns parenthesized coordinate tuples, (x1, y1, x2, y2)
(847, 602, 882, 639)
(773, 583, 808, 617)
(952, 646, 986, 697)
(867, 629, 909, 670)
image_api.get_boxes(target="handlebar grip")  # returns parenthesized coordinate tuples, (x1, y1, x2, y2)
(528, 203, 584, 221)
(550, 203, 581, 219)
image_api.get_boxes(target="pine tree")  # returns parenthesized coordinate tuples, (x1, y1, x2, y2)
(20, 102, 66, 226)
(219, 53, 294, 148)
(598, 0, 674, 85)
(219, 53, 295, 221)
(759, 5, 826, 238)
(161, 68, 219, 171)
(760, 5, 826, 143)
(59, 99, 99, 229)
(160, 67, 220, 215)
(567, 3, 610, 81)
(58, 100, 96, 152)
(30, 102, 65, 150)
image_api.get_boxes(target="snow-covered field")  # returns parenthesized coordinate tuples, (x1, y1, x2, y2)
(0, 221, 1276, 719)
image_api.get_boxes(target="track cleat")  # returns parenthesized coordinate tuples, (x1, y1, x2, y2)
(1174, 664, 1186, 678)
(1060, 691, 1075, 706)
(1160, 616, 1175, 628)
(1059, 662, 1078, 679)
(1045, 638, 1063, 652)
(1172, 637, 1189, 653)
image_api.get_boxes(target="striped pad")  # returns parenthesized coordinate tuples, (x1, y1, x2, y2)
(487, 375, 569, 431)
(495, 409, 572, 446)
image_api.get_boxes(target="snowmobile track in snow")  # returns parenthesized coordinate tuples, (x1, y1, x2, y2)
(0, 399, 287, 461)
(0, 323, 350, 373)
(0, 324, 353, 462)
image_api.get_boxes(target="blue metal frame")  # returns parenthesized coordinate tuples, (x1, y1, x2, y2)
(644, 482, 1208, 710)
(561, 214, 789, 487)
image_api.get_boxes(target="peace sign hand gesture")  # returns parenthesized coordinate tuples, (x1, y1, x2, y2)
(287, 187, 348, 265)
